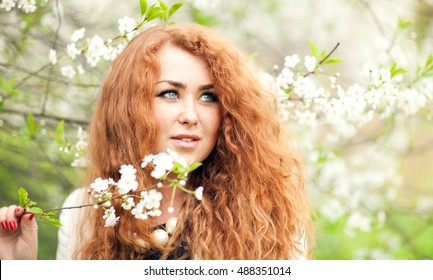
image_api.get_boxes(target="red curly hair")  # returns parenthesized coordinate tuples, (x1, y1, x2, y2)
(74, 23, 314, 259)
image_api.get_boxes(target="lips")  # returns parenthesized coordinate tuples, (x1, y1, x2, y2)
(170, 134, 200, 148)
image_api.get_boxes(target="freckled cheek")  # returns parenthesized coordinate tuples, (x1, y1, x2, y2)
(151, 105, 178, 129)
(201, 110, 222, 139)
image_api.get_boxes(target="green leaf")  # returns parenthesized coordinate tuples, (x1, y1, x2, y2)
(57, 120, 64, 136)
(49, 120, 66, 145)
(146, 4, 164, 21)
(42, 210, 62, 227)
(173, 162, 187, 174)
(324, 57, 344, 64)
(309, 40, 319, 58)
(18, 187, 36, 208)
(319, 50, 328, 62)
(29, 207, 44, 214)
(398, 18, 413, 29)
(190, 7, 219, 26)
(26, 113, 40, 140)
(0, 78, 18, 97)
(158, 0, 168, 10)
(188, 162, 202, 172)
(390, 61, 407, 78)
(18, 187, 29, 208)
(424, 54, 433, 68)
(168, 2, 184, 17)
(44, 215, 62, 227)
(140, 0, 147, 16)
(391, 68, 407, 78)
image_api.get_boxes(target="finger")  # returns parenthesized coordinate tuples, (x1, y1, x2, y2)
(14, 206, 25, 218)
(0, 206, 8, 230)
(5, 205, 19, 231)
(19, 209, 38, 246)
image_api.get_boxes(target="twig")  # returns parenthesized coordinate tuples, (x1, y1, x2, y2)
(0, 62, 100, 88)
(1, 107, 89, 127)
(304, 42, 340, 78)
(318, 42, 340, 65)
(41, 0, 62, 115)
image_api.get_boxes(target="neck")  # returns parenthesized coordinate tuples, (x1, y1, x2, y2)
(153, 184, 186, 225)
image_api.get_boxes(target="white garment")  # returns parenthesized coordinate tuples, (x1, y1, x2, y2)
(56, 188, 87, 260)
(55, 188, 308, 259)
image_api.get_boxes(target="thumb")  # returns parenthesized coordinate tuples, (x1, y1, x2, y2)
(18, 209, 38, 245)
(18, 211, 38, 260)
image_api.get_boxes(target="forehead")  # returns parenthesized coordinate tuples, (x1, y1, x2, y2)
(157, 45, 212, 83)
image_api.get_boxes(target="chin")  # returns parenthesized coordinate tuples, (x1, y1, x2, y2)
(180, 154, 199, 165)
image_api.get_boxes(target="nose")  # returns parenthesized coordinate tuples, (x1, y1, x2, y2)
(178, 101, 199, 125)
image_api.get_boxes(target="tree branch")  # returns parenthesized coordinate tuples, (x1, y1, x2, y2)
(0, 62, 100, 88)
(42, 0, 63, 115)
(1, 107, 89, 127)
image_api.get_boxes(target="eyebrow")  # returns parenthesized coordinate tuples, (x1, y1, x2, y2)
(157, 80, 214, 91)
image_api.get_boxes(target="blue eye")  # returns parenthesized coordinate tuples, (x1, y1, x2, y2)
(158, 90, 178, 99)
(200, 92, 218, 103)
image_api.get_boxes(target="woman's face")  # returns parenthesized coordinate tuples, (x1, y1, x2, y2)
(151, 45, 222, 165)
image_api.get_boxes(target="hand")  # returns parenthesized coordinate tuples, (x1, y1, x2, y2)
(0, 205, 38, 260)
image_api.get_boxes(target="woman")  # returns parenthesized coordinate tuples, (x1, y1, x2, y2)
(0, 23, 313, 260)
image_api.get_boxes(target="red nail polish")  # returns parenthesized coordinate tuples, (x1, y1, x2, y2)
(9, 221, 16, 231)
(14, 207, 21, 213)
(29, 213, 35, 220)
(1, 221, 7, 230)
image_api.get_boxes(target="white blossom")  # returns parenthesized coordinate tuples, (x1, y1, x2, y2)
(119, 164, 137, 179)
(284, 54, 301, 68)
(147, 209, 162, 217)
(121, 197, 135, 210)
(75, 127, 88, 150)
(379, 68, 391, 82)
(167, 148, 188, 167)
(117, 177, 138, 195)
(141, 189, 163, 210)
(85, 35, 108, 67)
(0, 0, 16, 11)
(150, 165, 166, 179)
(71, 156, 88, 168)
(345, 212, 372, 237)
(60, 65, 76, 79)
(71, 28, 85, 42)
(90, 178, 109, 193)
(117, 165, 138, 194)
(141, 154, 154, 168)
(103, 206, 120, 227)
(66, 42, 81, 60)
(48, 49, 57, 65)
(131, 201, 148, 220)
(76, 64, 85, 75)
(304, 55, 317, 72)
(118, 16, 138, 40)
(152, 152, 174, 171)
(194, 186, 203, 201)
(114, 165, 138, 194)
(276, 67, 295, 89)
(17, 0, 36, 13)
